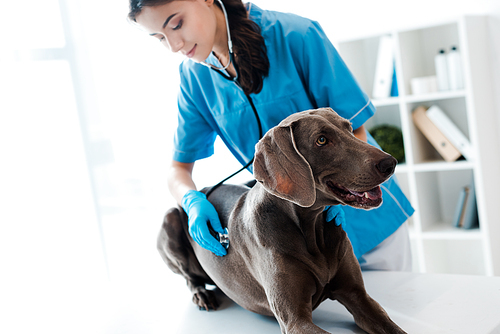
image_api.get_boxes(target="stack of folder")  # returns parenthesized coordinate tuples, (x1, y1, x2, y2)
(412, 105, 474, 162)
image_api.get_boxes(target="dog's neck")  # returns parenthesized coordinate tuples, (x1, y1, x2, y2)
(250, 182, 329, 254)
(294, 204, 328, 254)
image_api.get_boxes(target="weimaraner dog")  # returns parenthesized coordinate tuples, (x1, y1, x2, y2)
(158, 108, 406, 333)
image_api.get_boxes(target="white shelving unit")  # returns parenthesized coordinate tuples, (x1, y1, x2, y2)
(336, 16, 500, 276)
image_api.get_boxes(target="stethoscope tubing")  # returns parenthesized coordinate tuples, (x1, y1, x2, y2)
(201, 0, 263, 197)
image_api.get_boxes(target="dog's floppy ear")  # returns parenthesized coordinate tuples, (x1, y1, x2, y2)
(254, 124, 316, 207)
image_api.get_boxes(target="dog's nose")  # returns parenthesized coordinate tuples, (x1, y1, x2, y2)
(376, 156, 396, 177)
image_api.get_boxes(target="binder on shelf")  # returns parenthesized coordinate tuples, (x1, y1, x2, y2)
(462, 178, 479, 229)
(452, 186, 469, 228)
(452, 183, 479, 229)
(372, 35, 395, 99)
(426, 105, 475, 161)
(390, 62, 399, 97)
(412, 106, 462, 162)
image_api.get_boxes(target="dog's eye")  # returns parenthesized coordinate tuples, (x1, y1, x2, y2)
(316, 136, 328, 146)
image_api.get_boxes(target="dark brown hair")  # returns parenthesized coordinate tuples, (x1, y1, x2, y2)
(129, 0, 269, 95)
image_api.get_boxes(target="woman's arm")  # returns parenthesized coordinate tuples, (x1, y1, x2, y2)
(168, 160, 227, 256)
(168, 160, 197, 205)
(353, 125, 367, 142)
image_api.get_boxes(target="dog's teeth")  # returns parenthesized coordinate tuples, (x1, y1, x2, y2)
(364, 192, 369, 198)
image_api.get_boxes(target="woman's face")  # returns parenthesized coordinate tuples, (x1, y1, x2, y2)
(135, 0, 218, 62)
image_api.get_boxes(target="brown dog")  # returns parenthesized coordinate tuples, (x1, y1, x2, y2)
(158, 108, 406, 333)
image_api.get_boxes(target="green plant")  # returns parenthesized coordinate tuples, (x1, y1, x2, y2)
(369, 124, 405, 163)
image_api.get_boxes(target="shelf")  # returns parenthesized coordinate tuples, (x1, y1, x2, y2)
(421, 221, 481, 240)
(394, 160, 474, 173)
(413, 160, 474, 172)
(337, 16, 499, 276)
(405, 90, 466, 103)
(372, 97, 400, 107)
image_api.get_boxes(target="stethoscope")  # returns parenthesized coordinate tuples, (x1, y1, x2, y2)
(204, 0, 263, 197)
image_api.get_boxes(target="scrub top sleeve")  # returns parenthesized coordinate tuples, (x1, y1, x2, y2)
(295, 21, 375, 130)
(173, 72, 217, 163)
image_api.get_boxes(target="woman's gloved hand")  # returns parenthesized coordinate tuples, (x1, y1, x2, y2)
(181, 190, 227, 257)
(324, 205, 346, 227)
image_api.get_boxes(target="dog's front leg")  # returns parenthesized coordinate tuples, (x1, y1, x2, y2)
(329, 249, 406, 334)
(262, 270, 329, 334)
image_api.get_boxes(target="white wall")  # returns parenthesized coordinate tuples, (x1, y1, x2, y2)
(487, 7, 500, 142)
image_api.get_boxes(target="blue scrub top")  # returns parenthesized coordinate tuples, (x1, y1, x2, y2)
(173, 3, 414, 258)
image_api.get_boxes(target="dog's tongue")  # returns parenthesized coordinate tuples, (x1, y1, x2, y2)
(349, 186, 382, 200)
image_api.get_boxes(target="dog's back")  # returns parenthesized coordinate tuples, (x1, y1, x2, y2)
(201, 184, 250, 231)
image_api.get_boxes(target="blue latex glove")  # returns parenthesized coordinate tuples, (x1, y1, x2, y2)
(182, 190, 227, 257)
(324, 205, 346, 227)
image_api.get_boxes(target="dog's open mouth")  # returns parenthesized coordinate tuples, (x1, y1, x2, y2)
(327, 181, 382, 208)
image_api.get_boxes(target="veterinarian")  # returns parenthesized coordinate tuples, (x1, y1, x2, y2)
(129, 0, 415, 271)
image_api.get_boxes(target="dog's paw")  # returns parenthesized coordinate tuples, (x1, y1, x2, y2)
(192, 289, 219, 311)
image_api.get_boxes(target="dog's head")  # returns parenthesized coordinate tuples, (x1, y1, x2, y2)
(253, 108, 396, 209)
